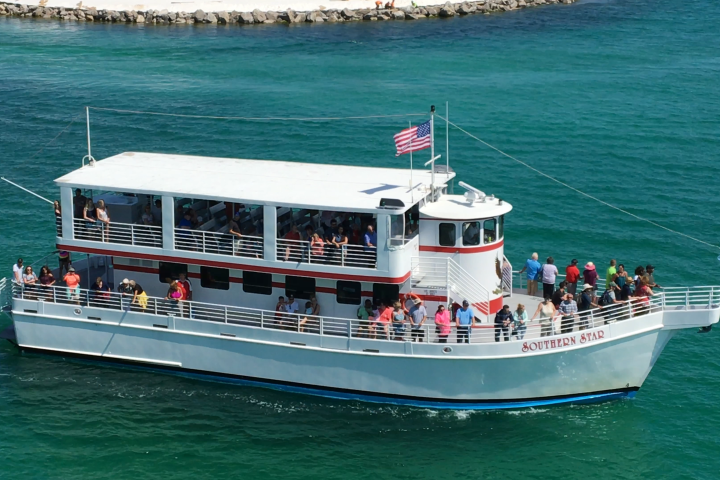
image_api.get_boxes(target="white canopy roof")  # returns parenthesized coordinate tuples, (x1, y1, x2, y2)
(55, 152, 454, 213)
(420, 194, 513, 220)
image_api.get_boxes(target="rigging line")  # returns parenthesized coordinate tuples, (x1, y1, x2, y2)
(86, 107, 428, 122)
(27, 113, 82, 162)
(436, 114, 720, 251)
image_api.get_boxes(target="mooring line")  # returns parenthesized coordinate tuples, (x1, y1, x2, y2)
(437, 114, 720, 251)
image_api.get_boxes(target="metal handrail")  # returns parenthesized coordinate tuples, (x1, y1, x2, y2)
(175, 228, 264, 259)
(73, 218, 162, 247)
(11, 284, 719, 345)
(277, 238, 376, 268)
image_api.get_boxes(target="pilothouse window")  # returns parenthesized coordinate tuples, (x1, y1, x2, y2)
(439, 223, 456, 247)
(462, 222, 481, 246)
(483, 218, 497, 244)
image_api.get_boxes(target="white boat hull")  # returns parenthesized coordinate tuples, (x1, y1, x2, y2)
(9, 299, 687, 409)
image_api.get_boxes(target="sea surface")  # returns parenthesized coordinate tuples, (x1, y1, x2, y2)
(1, 0, 720, 477)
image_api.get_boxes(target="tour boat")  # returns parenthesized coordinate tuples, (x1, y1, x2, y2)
(1, 112, 718, 410)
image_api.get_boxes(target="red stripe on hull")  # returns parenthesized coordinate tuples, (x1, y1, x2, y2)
(419, 240, 503, 254)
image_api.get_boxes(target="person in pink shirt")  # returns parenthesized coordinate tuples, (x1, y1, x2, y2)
(434, 304, 451, 343)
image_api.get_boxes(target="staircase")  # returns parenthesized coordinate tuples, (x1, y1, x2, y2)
(410, 257, 491, 321)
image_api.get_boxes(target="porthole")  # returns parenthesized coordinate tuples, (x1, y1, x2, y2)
(442, 346, 452, 354)
(73, 308, 82, 316)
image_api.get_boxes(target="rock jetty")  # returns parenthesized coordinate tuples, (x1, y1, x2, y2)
(0, 0, 577, 25)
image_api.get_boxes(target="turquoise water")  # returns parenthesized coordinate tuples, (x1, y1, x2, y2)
(2, 0, 720, 477)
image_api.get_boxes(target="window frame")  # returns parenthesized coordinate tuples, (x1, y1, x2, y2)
(438, 223, 456, 247)
(483, 218, 497, 244)
(498, 215, 504, 240)
(242, 271, 273, 295)
(200, 266, 230, 290)
(462, 221, 481, 246)
(158, 262, 187, 283)
(336, 281, 362, 305)
(285, 275, 316, 300)
(372, 283, 400, 307)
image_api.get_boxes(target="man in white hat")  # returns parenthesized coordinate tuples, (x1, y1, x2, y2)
(577, 283, 599, 330)
(408, 297, 427, 342)
(118, 278, 133, 310)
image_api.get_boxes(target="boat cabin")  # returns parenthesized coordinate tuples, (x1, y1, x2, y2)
(54, 152, 511, 320)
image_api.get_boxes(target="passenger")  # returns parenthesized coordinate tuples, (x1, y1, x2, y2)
(633, 266, 645, 288)
(118, 278, 134, 310)
(558, 293, 579, 334)
(310, 232, 325, 262)
(58, 250, 70, 277)
(512, 304, 528, 340)
(129, 280, 148, 311)
(463, 222, 480, 245)
(283, 224, 302, 261)
(141, 204, 154, 225)
(22, 266, 38, 299)
(605, 259, 617, 290)
(391, 301, 407, 340)
(54, 200, 62, 236)
(165, 282, 183, 315)
(63, 266, 81, 304)
(531, 297, 556, 337)
(321, 210, 335, 233)
(552, 281, 567, 308)
(299, 301, 314, 333)
(328, 225, 349, 266)
(186, 208, 199, 228)
(541, 257, 558, 299)
(644, 265, 661, 289)
(178, 211, 193, 229)
(519, 253, 541, 296)
(375, 301, 393, 341)
(408, 297, 427, 342)
(309, 294, 321, 330)
(577, 284, 598, 330)
(95, 199, 110, 242)
(615, 264, 628, 289)
(363, 225, 377, 252)
(178, 272, 193, 301)
(620, 276, 635, 301)
(356, 299, 374, 338)
(152, 199, 163, 226)
(494, 304, 512, 342)
(38, 265, 55, 301)
(73, 188, 87, 219)
(349, 223, 362, 245)
(565, 259, 580, 296)
(90, 277, 112, 308)
(582, 262, 598, 297)
(455, 300, 476, 344)
(12, 258, 23, 284)
(434, 304, 451, 343)
(241, 225, 262, 259)
(83, 199, 97, 232)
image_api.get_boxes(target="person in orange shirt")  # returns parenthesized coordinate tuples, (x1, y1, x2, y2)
(565, 259, 580, 296)
(63, 266, 81, 304)
(373, 301, 393, 341)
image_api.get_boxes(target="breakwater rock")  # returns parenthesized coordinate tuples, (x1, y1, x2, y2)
(0, 0, 577, 25)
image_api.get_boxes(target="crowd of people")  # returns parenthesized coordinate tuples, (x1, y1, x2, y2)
(280, 220, 378, 266)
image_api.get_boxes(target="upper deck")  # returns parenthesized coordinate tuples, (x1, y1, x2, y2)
(56, 152, 454, 214)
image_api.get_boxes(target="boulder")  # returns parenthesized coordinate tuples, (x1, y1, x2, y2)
(205, 12, 216, 23)
(252, 8, 266, 22)
(327, 11, 339, 21)
(294, 12, 306, 22)
(193, 9, 204, 21)
(392, 10, 405, 19)
(458, 2, 476, 14)
(239, 11, 254, 23)
(265, 11, 278, 21)
(136, 14, 144, 22)
(341, 7, 355, 19)
(362, 12, 375, 20)
(518, 0, 526, 5)
(425, 6, 439, 15)
(217, 10, 229, 23)
(439, 2, 455, 17)
(405, 13, 422, 19)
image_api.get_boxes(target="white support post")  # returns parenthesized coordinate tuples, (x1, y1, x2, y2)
(60, 186, 74, 240)
(263, 205, 277, 262)
(86, 106, 92, 162)
(161, 195, 175, 250)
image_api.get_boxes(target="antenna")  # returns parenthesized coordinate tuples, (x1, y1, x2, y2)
(446, 101, 449, 179)
(430, 105, 435, 201)
(83, 106, 96, 167)
(458, 181, 486, 203)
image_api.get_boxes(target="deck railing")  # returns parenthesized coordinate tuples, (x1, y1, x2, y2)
(277, 238, 376, 268)
(11, 283, 707, 345)
(175, 229, 264, 259)
(73, 218, 163, 248)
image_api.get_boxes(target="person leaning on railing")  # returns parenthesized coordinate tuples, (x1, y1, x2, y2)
(434, 305, 451, 343)
(90, 277, 112, 308)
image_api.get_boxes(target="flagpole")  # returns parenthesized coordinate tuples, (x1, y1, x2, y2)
(446, 101, 449, 179)
(409, 120, 413, 203)
(430, 105, 435, 201)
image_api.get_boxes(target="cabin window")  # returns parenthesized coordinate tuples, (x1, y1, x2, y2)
(336, 281, 362, 305)
(439, 223, 456, 247)
(242, 271, 272, 295)
(373, 283, 400, 306)
(201, 267, 230, 290)
(462, 221, 481, 246)
(483, 218, 497, 244)
(158, 262, 187, 283)
(389, 214, 405, 246)
(498, 215, 504, 240)
(285, 276, 316, 300)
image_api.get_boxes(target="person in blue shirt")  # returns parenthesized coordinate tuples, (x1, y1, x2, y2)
(518, 252, 541, 297)
(455, 300, 476, 343)
(363, 225, 377, 252)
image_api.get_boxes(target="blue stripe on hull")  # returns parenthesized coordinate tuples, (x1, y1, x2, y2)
(20, 347, 639, 410)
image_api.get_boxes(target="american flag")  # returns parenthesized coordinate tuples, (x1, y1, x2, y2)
(394, 120, 431, 156)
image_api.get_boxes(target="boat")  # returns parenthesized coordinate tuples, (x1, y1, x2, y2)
(1, 110, 718, 410)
